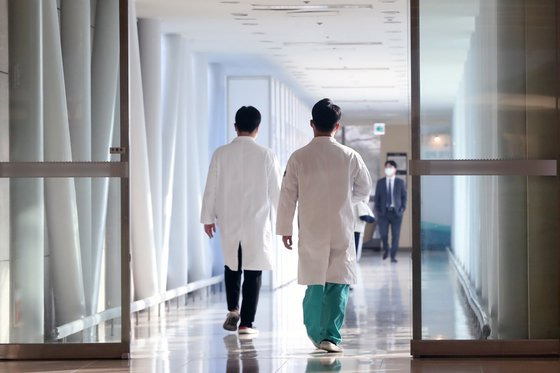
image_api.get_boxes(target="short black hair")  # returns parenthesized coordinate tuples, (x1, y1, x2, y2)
(385, 160, 398, 169)
(312, 98, 341, 132)
(235, 106, 261, 132)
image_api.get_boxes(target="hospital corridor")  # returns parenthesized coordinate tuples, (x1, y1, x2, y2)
(1, 0, 560, 371)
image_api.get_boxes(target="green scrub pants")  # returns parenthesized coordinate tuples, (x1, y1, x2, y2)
(303, 283, 350, 346)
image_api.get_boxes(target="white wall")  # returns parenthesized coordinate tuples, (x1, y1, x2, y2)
(227, 77, 270, 146)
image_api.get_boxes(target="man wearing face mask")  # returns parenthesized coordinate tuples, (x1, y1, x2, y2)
(374, 160, 407, 263)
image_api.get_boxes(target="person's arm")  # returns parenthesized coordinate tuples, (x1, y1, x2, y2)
(276, 156, 298, 250)
(352, 154, 372, 205)
(200, 151, 219, 238)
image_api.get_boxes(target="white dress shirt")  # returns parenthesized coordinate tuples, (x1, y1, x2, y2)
(386, 176, 395, 208)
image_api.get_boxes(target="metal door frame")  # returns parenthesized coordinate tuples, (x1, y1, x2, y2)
(409, 0, 560, 357)
(0, 0, 130, 359)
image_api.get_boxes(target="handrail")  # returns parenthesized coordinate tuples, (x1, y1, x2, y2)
(446, 247, 491, 339)
(54, 274, 224, 340)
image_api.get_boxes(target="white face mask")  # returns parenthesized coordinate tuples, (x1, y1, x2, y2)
(385, 167, 395, 177)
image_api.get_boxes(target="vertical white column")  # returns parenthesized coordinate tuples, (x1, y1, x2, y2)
(159, 34, 182, 292)
(129, 2, 158, 299)
(207, 63, 226, 275)
(60, 0, 93, 315)
(186, 53, 211, 282)
(8, 0, 44, 343)
(91, 0, 119, 309)
(105, 80, 121, 309)
(167, 38, 189, 288)
(138, 18, 163, 291)
(43, 0, 87, 326)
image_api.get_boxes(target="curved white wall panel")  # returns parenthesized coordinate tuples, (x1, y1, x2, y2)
(43, 0, 86, 326)
(129, 2, 158, 300)
(60, 0, 93, 316)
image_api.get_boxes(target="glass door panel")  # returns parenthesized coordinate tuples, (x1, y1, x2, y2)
(0, 0, 129, 359)
(411, 0, 560, 355)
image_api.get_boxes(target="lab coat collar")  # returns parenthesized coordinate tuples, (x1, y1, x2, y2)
(232, 136, 257, 143)
(312, 136, 337, 143)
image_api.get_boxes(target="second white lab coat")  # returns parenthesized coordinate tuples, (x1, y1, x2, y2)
(276, 136, 372, 285)
(200, 136, 281, 271)
(354, 201, 374, 233)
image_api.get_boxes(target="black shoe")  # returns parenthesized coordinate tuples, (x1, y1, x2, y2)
(391, 258, 398, 263)
(382, 251, 388, 260)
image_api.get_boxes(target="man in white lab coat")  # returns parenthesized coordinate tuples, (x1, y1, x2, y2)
(276, 98, 372, 352)
(201, 106, 281, 335)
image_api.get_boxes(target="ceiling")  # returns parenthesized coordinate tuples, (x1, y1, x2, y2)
(135, 1, 409, 125)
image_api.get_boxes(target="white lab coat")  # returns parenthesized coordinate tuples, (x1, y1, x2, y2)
(276, 136, 372, 285)
(354, 201, 374, 233)
(201, 136, 281, 271)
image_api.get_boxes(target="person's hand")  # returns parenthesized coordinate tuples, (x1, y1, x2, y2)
(204, 224, 216, 238)
(282, 236, 293, 250)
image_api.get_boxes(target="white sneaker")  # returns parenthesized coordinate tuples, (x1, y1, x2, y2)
(319, 340, 343, 353)
(223, 311, 240, 331)
(238, 326, 259, 335)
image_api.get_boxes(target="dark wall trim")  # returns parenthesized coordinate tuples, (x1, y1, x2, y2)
(409, 0, 422, 343)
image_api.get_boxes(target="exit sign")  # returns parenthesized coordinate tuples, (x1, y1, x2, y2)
(374, 122, 385, 135)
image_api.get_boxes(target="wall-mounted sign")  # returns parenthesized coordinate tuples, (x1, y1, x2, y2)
(373, 122, 385, 135)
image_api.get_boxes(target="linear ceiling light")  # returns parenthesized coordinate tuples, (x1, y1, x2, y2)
(305, 67, 390, 71)
(284, 41, 382, 46)
(336, 99, 400, 103)
(251, 4, 374, 11)
(322, 86, 396, 89)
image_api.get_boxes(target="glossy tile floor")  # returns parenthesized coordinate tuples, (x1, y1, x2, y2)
(2, 250, 560, 372)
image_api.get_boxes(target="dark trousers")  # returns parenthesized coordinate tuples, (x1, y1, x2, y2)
(377, 210, 403, 259)
(224, 244, 262, 328)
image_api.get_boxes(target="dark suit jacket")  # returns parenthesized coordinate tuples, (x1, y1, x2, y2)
(374, 177, 407, 217)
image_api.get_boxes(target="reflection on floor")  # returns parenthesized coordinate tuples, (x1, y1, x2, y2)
(2, 250, 560, 372)
(421, 250, 474, 339)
